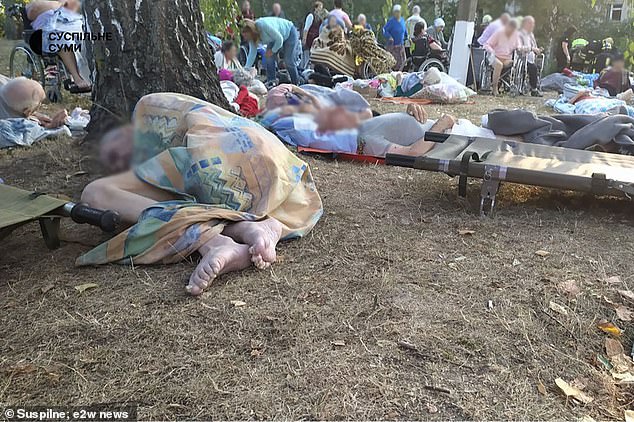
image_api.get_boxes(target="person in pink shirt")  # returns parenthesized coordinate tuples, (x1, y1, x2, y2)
(484, 19, 521, 96)
(329, 0, 352, 29)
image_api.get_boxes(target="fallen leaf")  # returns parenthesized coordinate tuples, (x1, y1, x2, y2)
(598, 320, 623, 337)
(609, 354, 634, 374)
(549, 301, 570, 316)
(615, 305, 634, 322)
(74, 283, 99, 293)
(512, 259, 521, 267)
(605, 338, 625, 357)
(230, 300, 247, 307)
(605, 276, 622, 285)
(555, 378, 594, 404)
(41, 284, 55, 294)
(331, 340, 346, 347)
(537, 380, 547, 395)
(627, 410, 634, 422)
(559, 280, 581, 297)
(535, 250, 551, 257)
(458, 229, 475, 236)
(618, 290, 634, 302)
(613, 372, 634, 384)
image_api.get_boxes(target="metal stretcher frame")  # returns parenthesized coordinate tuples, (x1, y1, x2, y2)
(385, 132, 634, 215)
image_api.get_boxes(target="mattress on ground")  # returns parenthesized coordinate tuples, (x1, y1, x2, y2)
(408, 135, 634, 196)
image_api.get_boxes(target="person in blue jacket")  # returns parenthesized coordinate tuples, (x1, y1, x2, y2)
(383, 4, 408, 71)
(242, 17, 300, 85)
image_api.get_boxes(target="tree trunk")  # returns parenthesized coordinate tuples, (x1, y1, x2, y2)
(84, 0, 230, 137)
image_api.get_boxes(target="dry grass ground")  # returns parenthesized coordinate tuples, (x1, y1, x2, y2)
(0, 39, 633, 420)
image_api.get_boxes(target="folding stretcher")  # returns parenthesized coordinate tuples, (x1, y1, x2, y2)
(0, 184, 119, 249)
(385, 133, 634, 215)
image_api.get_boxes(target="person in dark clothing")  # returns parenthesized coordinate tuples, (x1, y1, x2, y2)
(555, 26, 577, 72)
(598, 54, 632, 96)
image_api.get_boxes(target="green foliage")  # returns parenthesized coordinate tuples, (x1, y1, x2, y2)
(200, 0, 241, 37)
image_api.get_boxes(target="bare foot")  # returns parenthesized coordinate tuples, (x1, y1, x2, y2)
(187, 234, 252, 296)
(222, 218, 283, 269)
(429, 114, 456, 134)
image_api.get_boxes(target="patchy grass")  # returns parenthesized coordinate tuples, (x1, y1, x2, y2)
(0, 39, 633, 420)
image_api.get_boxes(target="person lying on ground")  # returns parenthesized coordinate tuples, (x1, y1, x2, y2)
(484, 18, 520, 96)
(598, 54, 632, 97)
(0, 77, 68, 127)
(314, 104, 457, 157)
(83, 93, 323, 296)
(26, 0, 91, 91)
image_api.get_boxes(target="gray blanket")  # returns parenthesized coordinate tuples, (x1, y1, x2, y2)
(540, 73, 577, 93)
(488, 110, 634, 155)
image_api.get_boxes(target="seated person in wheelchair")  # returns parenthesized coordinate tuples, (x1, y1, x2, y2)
(518, 16, 543, 97)
(598, 54, 632, 97)
(26, 0, 91, 92)
(0, 77, 67, 128)
(411, 22, 443, 55)
(484, 18, 520, 96)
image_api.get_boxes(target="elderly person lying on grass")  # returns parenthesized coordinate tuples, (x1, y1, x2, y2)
(0, 76, 68, 128)
(81, 93, 323, 296)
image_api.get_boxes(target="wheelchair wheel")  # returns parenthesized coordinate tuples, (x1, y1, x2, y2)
(480, 62, 492, 93)
(418, 58, 446, 73)
(10, 43, 45, 87)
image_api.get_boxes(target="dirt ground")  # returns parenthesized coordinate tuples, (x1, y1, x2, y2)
(1, 39, 633, 420)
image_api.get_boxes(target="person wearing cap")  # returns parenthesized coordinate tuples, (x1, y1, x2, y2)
(383, 4, 408, 70)
(473, 14, 492, 46)
(427, 17, 448, 49)
(406, 6, 426, 49)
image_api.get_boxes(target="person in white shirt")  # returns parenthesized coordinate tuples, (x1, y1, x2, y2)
(406, 5, 426, 49)
(518, 16, 543, 96)
(214, 40, 243, 71)
(477, 12, 510, 47)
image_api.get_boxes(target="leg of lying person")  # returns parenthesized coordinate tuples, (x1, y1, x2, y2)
(81, 171, 179, 225)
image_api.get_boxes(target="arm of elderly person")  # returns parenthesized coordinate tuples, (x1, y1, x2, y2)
(26, 0, 64, 21)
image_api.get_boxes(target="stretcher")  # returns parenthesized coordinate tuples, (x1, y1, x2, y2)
(385, 132, 634, 215)
(0, 184, 119, 249)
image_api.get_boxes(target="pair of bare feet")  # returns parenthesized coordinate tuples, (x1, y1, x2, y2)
(186, 217, 284, 296)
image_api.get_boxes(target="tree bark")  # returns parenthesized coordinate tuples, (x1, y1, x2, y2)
(84, 0, 230, 137)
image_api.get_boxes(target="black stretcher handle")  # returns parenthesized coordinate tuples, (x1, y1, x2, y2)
(424, 132, 450, 143)
(385, 154, 417, 168)
(69, 203, 120, 232)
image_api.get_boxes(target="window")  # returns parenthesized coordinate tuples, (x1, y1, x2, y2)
(609, 3, 623, 21)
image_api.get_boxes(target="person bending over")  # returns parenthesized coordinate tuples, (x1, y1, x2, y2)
(83, 93, 322, 296)
(485, 18, 520, 96)
(315, 104, 457, 158)
(26, 0, 91, 91)
(0, 77, 67, 127)
(242, 18, 300, 85)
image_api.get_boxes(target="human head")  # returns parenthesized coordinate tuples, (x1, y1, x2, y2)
(272, 2, 282, 16)
(564, 26, 577, 39)
(99, 125, 134, 174)
(482, 14, 492, 25)
(357, 13, 367, 26)
(612, 53, 625, 71)
(241, 19, 260, 42)
(412, 5, 421, 15)
(63, 0, 81, 12)
(504, 18, 518, 36)
(241, 0, 250, 11)
(0, 77, 45, 117)
(334, 0, 343, 9)
(522, 15, 535, 33)
(327, 15, 339, 29)
(392, 4, 402, 18)
(315, 106, 360, 132)
(499, 13, 511, 25)
(413, 21, 425, 37)
(434, 18, 445, 31)
(221, 40, 238, 60)
(313, 1, 323, 11)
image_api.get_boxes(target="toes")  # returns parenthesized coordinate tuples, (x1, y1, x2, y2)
(251, 254, 270, 270)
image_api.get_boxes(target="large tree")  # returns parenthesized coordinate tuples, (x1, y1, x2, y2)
(84, 0, 230, 135)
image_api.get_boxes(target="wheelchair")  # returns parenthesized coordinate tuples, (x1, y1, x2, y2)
(404, 37, 450, 73)
(479, 49, 543, 96)
(8, 5, 69, 103)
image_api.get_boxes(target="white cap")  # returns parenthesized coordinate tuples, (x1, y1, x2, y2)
(393, 4, 401, 12)
(434, 17, 445, 27)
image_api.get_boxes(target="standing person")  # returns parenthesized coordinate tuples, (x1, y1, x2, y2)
(555, 26, 577, 72)
(270, 2, 287, 19)
(240, 0, 255, 21)
(484, 18, 520, 96)
(329, 0, 353, 30)
(242, 18, 300, 85)
(473, 14, 492, 46)
(427, 18, 448, 49)
(302, 1, 328, 68)
(383, 5, 408, 71)
(477, 12, 510, 47)
(406, 5, 426, 49)
(518, 16, 543, 96)
(357, 14, 372, 31)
